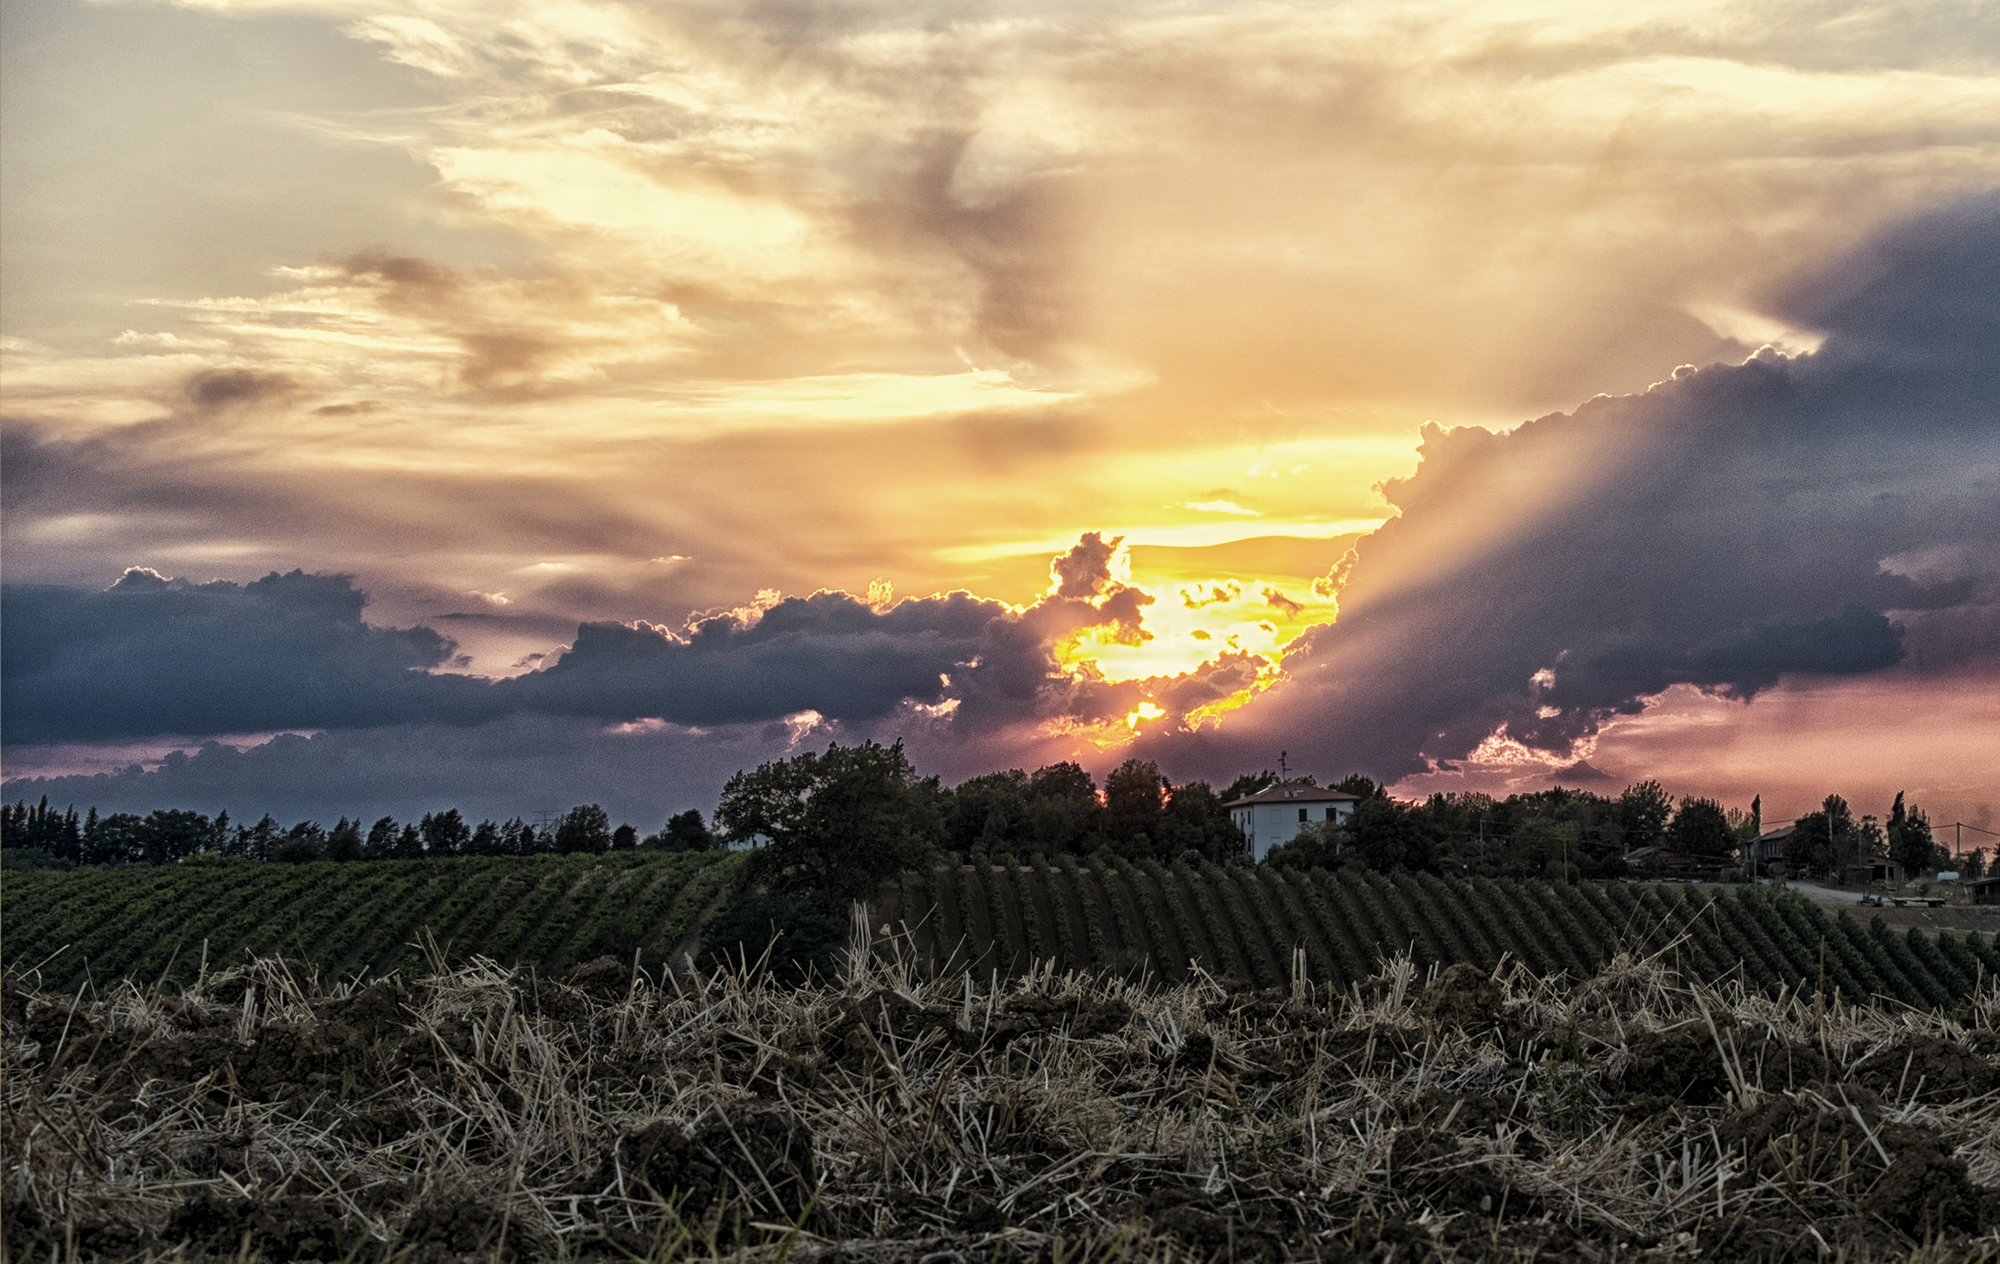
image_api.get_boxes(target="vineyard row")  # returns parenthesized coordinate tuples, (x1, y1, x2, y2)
(879, 861, 2000, 1008)
(1, 852, 740, 993)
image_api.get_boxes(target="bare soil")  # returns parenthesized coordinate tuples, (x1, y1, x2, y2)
(4, 948, 1998, 1263)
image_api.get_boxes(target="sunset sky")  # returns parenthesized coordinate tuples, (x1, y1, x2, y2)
(4, 0, 1996, 835)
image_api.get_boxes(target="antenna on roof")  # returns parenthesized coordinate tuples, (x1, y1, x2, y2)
(1279, 750, 1289, 779)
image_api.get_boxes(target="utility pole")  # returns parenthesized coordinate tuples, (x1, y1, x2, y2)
(1279, 750, 1289, 780)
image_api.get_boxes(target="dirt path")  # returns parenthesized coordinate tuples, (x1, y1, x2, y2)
(1783, 880, 2000, 936)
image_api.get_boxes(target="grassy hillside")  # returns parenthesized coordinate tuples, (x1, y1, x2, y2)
(872, 858, 2000, 1008)
(2, 851, 741, 992)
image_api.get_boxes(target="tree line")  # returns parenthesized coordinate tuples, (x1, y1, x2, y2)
(0, 799, 719, 868)
(3, 744, 1977, 889)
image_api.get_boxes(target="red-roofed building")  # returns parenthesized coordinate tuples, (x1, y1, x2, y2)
(1224, 782, 1360, 863)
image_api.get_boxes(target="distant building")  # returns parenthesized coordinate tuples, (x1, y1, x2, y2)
(1971, 876, 2000, 906)
(1224, 782, 1359, 863)
(1844, 858, 1904, 887)
(1751, 824, 1795, 871)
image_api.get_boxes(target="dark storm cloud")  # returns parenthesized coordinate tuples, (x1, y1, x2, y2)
(1146, 192, 2000, 781)
(1, 569, 474, 744)
(511, 590, 1010, 725)
(1, 547, 1164, 744)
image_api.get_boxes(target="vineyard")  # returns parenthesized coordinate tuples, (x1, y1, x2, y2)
(6, 854, 1999, 1011)
(1, 851, 740, 993)
(877, 859, 2000, 1008)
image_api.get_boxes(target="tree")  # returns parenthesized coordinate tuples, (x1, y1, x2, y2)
(1887, 792, 1938, 876)
(391, 823, 424, 860)
(325, 817, 365, 862)
(1020, 762, 1103, 854)
(1785, 795, 1857, 879)
(1264, 819, 1343, 869)
(1667, 797, 1735, 858)
(652, 809, 718, 851)
(947, 770, 1031, 854)
(467, 820, 503, 856)
(1333, 773, 1387, 800)
(555, 805, 612, 854)
(1341, 797, 1438, 873)
(420, 809, 471, 858)
(1964, 848, 1988, 881)
(271, 821, 325, 863)
(84, 812, 146, 864)
(364, 817, 400, 860)
(1616, 780, 1673, 851)
(1223, 771, 1279, 803)
(611, 823, 638, 850)
(1103, 759, 1167, 856)
(1158, 780, 1244, 861)
(716, 739, 943, 896)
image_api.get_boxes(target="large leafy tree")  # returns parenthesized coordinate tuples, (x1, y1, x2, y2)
(1157, 781, 1244, 861)
(1667, 797, 1735, 858)
(1887, 792, 1939, 875)
(1616, 780, 1673, 850)
(1786, 795, 1858, 878)
(1103, 759, 1168, 856)
(1343, 797, 1440, 874)
(717, 740, 944, 896)
(420, 808, 471, 857)
(555, 804, 612, 854)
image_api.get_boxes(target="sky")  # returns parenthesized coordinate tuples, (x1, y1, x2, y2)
(3, 0, 1996, 837)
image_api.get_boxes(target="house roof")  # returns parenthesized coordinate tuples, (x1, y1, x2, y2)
(1223, 782, 1362, 810)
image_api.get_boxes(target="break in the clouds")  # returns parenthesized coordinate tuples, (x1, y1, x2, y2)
(2, 539, 1239, 756)
(3, 0, 1999, 824)
(1143, 194, 2000, 797)
(9, 193, 1997, 825)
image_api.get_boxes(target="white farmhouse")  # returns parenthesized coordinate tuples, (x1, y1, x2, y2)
(1225, 782, 1360, 863)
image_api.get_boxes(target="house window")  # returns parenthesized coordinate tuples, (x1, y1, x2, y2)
(1299, 808, 1308, 822)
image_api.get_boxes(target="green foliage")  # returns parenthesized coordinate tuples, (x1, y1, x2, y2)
(1668, 797, 1735, 857)
(649, 808, 719, 851)
(555, 804, 612, 854)
(1887, 791, 1939, 875)
(1787, 795, 1859, 878)
(1617, 780, 1674, 850)
(718, 739, 944, 897)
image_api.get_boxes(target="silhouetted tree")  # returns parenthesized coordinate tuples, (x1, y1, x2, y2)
(1103, 759, 1168, 857)
(652, 809, 718, 851)
(1616, 780, 1673, 851)
(1667, 797, 1735, 858)
(325, 817, 364, 862)
(364, 817, 400, 860)
(718, 739, 943, 896)
(555, 804, 612, 854)
(271, 821, 325, 863)
(420, 809, 470, 858)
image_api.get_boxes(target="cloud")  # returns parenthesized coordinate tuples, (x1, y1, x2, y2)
(1, 569, 473, 745)
(1140, 192, 2000, 783)
(1048, 531, 1124, 598)
(0, 534, 1195, 748)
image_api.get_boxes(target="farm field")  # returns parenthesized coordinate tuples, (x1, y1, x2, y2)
(874, 861, 2000, 1010)
(1, 851, 741, 993)
(3, 946, 1996, 1263)
(8, 856, 2000, 1013)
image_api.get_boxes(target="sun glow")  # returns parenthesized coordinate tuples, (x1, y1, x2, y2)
(1125, 701, 1166, 730)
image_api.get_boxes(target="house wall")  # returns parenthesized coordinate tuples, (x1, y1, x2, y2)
(1234, 801, 1353, 863)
